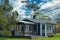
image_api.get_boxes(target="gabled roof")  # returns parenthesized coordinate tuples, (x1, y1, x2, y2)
(17, 21, 35, 25)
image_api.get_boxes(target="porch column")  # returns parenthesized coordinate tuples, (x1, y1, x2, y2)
(45, 24, 47, 37)
(40, 24, 42, 36)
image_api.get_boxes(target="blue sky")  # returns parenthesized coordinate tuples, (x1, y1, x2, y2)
(0, 0, 60, 18)
(25, 0, 53, 16)
(9, 0, 60, 18)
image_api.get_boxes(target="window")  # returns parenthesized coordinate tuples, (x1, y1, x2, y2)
(48, 25, 51, 30)
(29, 25, 32, 31)
(47, 24, 52, 32)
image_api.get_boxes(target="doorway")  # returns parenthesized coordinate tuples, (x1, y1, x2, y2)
(38, 23, 40, 35)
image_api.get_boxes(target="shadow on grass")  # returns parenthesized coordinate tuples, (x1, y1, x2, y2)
(0, 36, 32, 39)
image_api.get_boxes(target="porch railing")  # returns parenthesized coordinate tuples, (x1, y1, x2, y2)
(14, 31, 32, 36)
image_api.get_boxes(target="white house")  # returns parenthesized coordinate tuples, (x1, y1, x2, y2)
(12, 12, 56, 38)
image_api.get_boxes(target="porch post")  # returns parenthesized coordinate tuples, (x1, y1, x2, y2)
(40, 24, 42, 36)
(45, 24, 47, 37)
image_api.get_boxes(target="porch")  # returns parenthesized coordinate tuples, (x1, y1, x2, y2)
(13, 20, 56, 38)
(14, 21, 35, 37)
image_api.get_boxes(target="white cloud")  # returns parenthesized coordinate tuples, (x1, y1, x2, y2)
(53, 0, 60, 4)
(41, 2, 55, 9)
(40, 0, 60, 18)
(40, 0, 60, 9)
(9, 0, 60, 18)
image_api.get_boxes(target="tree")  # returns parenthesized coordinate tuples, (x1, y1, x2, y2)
(0, 13, 8, 30)
(9, 11, 18, 24)
(3, 0, 18, 27)
(26, 3, 51, 20)
(0, 0, 18, 37)
(56, 18, 60, 28)
(56, 13, 60, 28)
(34, 12, 51, 21)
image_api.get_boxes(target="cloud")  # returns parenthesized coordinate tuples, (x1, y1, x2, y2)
(9, 0, 60, 19)
(40, 0, 60, 18)
(9, 0, 29, 19)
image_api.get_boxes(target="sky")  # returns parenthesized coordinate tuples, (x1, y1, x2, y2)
(40, 0, 60, 18)
(9, 0, 60, 19)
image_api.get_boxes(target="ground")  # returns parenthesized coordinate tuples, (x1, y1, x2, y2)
(0, 33, 60, 40)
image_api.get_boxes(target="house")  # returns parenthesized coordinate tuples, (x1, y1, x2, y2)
(13, 13, 56, 38)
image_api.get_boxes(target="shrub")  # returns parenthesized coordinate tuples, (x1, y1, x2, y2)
(0, 30, 12, 37)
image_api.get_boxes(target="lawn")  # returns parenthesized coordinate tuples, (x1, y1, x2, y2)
(0, 33, 60, 40)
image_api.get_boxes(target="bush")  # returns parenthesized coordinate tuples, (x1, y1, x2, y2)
(0, 30, 12, 37)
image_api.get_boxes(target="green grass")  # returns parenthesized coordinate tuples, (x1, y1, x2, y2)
(0, 33, 60, 40)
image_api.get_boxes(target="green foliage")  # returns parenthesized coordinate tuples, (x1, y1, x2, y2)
(56, 18, 60, 23)
(26, 3, 51, 21)
(0, 14, 9, 30)
(3, 5, 13, 11)
(56, 13, 60, 28)
(56, 18, 60, 28)
(0, 5, 3, 14)
(0, 0, 18, 28)
(0, 0, 18, 37)
(0, 30, 12, 37)
(35, 12, 51, 21)
(9, 11, 18, 24)
(40, 14, 51, 20)
(4, 0, 9, 5)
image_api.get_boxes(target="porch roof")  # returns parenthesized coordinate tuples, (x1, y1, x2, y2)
(17, 21, 35, 25)
(23, 18, 56, 24)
